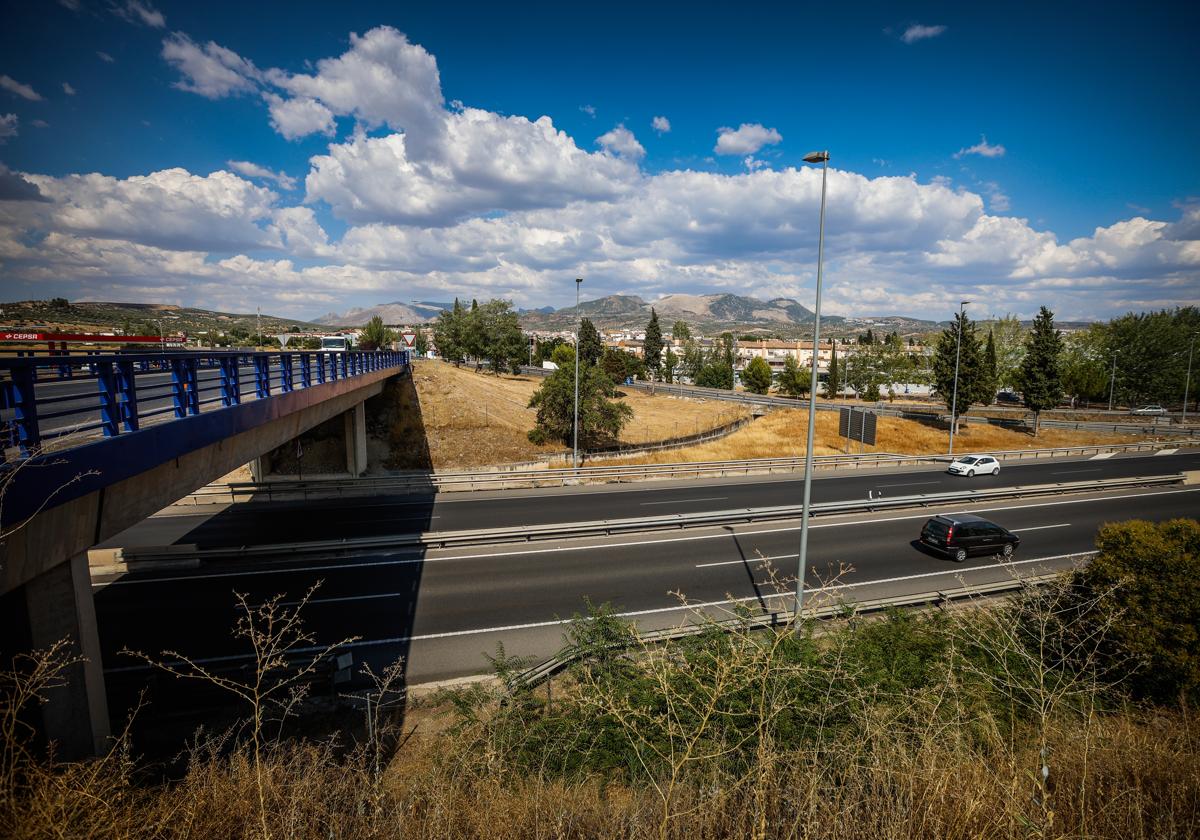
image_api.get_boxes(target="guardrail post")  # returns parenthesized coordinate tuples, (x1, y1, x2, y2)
(340, 353, 349, 380)
(185, 358, 200, 415)
(95, 360, 120, 437)
(299, 353, 312, 388)
(254, 355, 270, 399)
(316, 352, 327, 384)
(170, 358, 188, 419)
(116, 359, 139, 432)
(12, 364, 41, 456)
(220, 357, 241, 406)
(280, 353, 294, 393)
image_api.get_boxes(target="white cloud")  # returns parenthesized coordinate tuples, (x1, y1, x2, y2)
(652, 115, 670, 134)
(580, 104, 596, 117)
(596, 124, 645, 159)
(162, 32, 260, 98)
(0, 75, 43, 102)
(227, 160, 298, 190)
(901, 24, 947, 44)
(24, 168, 280, 251)
(31, 119, 49, 129)
(97, 51, 115, 63)
(264, 92, 335, 139)
(63, 82, 76, 96)
(981, 181, 1011, 212)
(113, 1, 165, 28)
(955, 135, 1006, 159)
(265, 26, 445, 157)
(715, 123, 782, 155)
(0, 113, 17, 142)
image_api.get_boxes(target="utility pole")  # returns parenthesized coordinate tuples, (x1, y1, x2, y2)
(256, 306, 262, 351)
(1183, 334, 1197, 424)
(573, 277, 582, 469)
(1108, 350, 1119, 412)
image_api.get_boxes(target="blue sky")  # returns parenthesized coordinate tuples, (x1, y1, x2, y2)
(0, 0, 1197, 321)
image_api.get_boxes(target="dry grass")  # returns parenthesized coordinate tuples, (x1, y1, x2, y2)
(408, 361, 750, 469)
(608, 406, 1142, 465)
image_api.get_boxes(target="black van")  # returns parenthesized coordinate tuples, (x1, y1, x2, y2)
(919, 513, 1020, 562)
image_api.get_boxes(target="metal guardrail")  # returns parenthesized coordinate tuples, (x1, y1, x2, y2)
(0, 348, 410, 457)
(121, 475, 1181, 564)
(512, 566, 1086, 689)
(186, 440, 1189, 501)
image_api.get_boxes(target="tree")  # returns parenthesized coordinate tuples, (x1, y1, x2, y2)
(49, 297, 70, 312)
(413, 329, 428, 356)
(983, 330, 999, 399)
(1059, 326, 1109, 407)
(662, 348, 678, 383)
(535, 336, 565, 365)
(433, 299, 466, 364)
(1015, 307, 1064, 435)
(931, 310, 990, 435)
(474, 300, 527, 374)
(1105, 307, 1200, 406)
(463, 299, 485, 368)
(671, 320, 691, 341)
(528, 347, 634, 448)
(601, 347, 629, 383)
(643, 308, 664, 380)
(695, 334, 735, 390)
(824, 341, 839, 398)
(777, 355, 811, 397)
(990, 314, 1026, 390)
(358, 316, 396, 351)
(578, 318, 602, 368)
(1073, 518, 1200, 704)
(741, 356, 773, 394)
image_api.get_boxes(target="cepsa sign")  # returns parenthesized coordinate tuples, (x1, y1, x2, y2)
(0, 331, 187, 343)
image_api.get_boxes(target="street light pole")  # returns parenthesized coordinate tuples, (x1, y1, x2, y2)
(1183, 333, 1198, 424)
(573, 277, 583, 469)
(948, 300, 970, 455)
(794, 150, 829, 632)
(1108, 351, 1119, 412)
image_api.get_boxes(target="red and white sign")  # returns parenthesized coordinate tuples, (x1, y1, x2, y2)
(401, 331, 417, 348)
(0, 331, 186, 344)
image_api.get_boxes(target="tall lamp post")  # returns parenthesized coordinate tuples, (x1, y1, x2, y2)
(1183, 333, 1198, 424)
(573, 277, 583, 469)
(1107, 350, 1119, 412)
(948, 300, 970, 455)
(793, 149, 829, 631)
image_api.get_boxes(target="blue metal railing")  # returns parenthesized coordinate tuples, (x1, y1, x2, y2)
(0, 349, 408, 458)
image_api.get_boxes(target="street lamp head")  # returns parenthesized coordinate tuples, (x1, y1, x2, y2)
(575, 277, 583, 285)
(960, 300, 971, 308)
(802, 151, 829, 164)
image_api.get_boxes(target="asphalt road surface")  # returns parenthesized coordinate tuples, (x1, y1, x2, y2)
(95, 484, 1200, 714)
(102, 449, 1200, 550)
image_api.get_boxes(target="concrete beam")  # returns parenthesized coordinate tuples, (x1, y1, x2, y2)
(23, 551, 110, 757)
(344, 401, 368, 476)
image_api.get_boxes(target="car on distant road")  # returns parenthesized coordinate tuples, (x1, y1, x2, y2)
(946, 454, 1000, 477)
(920, 513, 1020, 562)
(1129, 404, 1168, 416)
(995, 391, 1022, 405)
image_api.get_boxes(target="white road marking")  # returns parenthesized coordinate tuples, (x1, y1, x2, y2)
(877, 481, 939, 488)
(95, 487, 1200, 587)
(104, 552, 1090, 673)
(641, 496, 727, 506)
(1016, 523, 1071, 532)
(1155, 449, 1178, 456)
(1050, 468, 1102, 474)
(1089, 452, 1116, 460)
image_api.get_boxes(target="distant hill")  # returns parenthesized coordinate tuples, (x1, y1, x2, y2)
(0, 300, 326, 336)
(315, 300, 452, 326)
(519, 293, 846, 334)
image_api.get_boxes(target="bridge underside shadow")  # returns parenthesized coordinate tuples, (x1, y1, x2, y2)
(1, 366, 401, 758)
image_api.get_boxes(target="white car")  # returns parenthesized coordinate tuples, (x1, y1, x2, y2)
(1130, 404, 1167, 416)
(947, 454, 1000, 477)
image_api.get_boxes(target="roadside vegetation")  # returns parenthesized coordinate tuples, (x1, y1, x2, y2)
(3, 519, 1197, 838)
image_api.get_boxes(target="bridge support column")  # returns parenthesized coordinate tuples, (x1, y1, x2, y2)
(22, 552, 110, 758)
(247, 456, 267, 482)
(344, 401, 368, 476)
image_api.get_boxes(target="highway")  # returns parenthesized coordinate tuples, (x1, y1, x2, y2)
(93, 478, 1200, 715)
(101, 449, 1200, 549)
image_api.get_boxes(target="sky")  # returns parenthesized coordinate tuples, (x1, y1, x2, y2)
(0, 0, 1197, 322)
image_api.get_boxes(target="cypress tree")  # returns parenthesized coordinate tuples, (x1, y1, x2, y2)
(578, 318, 603, 368)
(984, 330, 999, 400)
(824, 341, 839, 398)
(1016, 306, 1064, 436)
(643, 308, 664, 380)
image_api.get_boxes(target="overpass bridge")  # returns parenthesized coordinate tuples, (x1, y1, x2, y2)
(0, 347, 409, 756)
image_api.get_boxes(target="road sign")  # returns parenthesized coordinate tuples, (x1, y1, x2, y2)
(401, 331, 416, 348)
(838, 406, 877, 445)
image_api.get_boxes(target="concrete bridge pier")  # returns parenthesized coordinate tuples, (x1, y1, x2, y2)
(344, 400, 368, 476)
